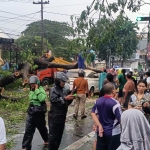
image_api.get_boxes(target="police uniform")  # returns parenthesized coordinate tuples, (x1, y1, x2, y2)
(132, 71, 138, 87)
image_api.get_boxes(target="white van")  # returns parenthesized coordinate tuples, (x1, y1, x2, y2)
(115, 68, 132, 74)
(66, 69, 99, 96)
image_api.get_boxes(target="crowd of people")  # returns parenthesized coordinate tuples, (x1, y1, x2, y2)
(1, 67, 150, 150)
(92, 68, 150, 150)
(21, 71, 90, 150)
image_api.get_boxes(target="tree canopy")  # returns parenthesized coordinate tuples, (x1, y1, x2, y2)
(70, 0, 142, 66)
(15, 35, 52, 56)
(22, 20, 74, 48)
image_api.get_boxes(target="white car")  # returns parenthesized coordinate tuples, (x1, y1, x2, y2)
(115, 68, 132, 74)
(67, 69, 99, 96)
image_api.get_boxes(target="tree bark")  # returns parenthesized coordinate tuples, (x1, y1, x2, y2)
(0, 56, 102, 88)
(0, 73, 22, 87)
(1, 93, 28, 101)
(33, 58, 78, 69)
(121, 60, 124, 67)
(22, 62, 30, 85)
(86, 66, 102, 73)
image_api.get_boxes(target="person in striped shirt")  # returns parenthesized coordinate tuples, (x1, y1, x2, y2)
(91, 83, 122, 150)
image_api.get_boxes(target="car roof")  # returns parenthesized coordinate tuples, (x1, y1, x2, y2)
(116, 68, 132, 70)
(67, 69, 96, 75)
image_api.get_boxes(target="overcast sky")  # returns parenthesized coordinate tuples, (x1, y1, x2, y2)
(0, 0, 149, 39)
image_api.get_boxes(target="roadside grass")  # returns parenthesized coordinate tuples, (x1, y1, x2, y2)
(0, 90, 29, 149)
(0, 88, 97, 149)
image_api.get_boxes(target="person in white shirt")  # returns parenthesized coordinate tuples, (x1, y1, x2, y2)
(145, 72, 150, 90)
(0, 117, 6, 150)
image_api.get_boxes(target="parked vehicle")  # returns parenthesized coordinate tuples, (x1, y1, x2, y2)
(36, 68, 58, 86)
(115, 68, 132, 74)
(34, 53, 72, 86)
(67, 69, 100, 96)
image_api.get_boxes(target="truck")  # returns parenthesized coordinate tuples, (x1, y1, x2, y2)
(35, 53, 72, 86)
(36, 68, 58, 86)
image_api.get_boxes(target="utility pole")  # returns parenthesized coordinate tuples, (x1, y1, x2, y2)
(33, 0, 49, 54)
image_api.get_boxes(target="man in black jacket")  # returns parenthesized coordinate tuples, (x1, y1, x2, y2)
(48, 72, 74, 150)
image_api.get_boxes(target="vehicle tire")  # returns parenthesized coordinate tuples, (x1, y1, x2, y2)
(90, 87, 94, 97)
(42, 78, 50, 86)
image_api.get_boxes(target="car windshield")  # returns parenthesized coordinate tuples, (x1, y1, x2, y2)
(67, 72, 78, 78)
(125, 69, 130, 73)
(67, 71, 98, 78)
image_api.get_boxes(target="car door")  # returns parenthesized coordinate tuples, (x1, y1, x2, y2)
(92, 72, 99, 93)
(86, 72, 99, 93)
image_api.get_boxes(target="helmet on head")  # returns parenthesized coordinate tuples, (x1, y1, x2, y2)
(29, 76, 40, 85)
(78, 69, 85, 77)
(55, 72, 68, 82)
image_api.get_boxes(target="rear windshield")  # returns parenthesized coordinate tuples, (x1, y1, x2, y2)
(67, 71, 98, 78)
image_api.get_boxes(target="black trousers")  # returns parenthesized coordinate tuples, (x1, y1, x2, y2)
(96, 134, 120, 150)
(22, 113, 48, 150)
(48, 122, 65, 150)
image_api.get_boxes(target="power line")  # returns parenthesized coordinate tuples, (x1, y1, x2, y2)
(0, 11, 40, 27)
(0, 28, 13, 38)
(44, 11, 79, 17)
(0, 15, 37, 22)
(0, 0, 33, 3)
(11, 12, 40, 32)
(0, 27, 22, 33)
(0, 31, 20, 36)
(45, 3, 91, 9)
(0, 10, 40, 20)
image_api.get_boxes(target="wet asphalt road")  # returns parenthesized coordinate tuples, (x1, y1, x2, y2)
(11, 108, 94, 150)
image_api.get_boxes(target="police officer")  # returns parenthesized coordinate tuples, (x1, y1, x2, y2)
(48, 72, 74, 150)
(133, 68, 138, 87)
(22, 76, 48, 150)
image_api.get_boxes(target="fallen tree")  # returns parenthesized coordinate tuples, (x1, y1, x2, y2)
(0, 57, 102, 88)
(0, 55, 102, 100)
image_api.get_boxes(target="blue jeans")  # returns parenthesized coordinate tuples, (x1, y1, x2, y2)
(96, 134, 120, 150)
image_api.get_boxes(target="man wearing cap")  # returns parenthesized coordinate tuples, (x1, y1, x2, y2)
(48, 72, 74, 150)
(72, 69, 90, 120)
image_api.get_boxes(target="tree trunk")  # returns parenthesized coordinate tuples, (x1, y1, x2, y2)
(86, 66, 102, 73)
(121, 59, 124, 67)
(33, 58, 78, 70)
(22, 62, 30, 85)
(0, 73, 22, 87)
(1, 93, 28, 102)
(0, 56, 102, 89)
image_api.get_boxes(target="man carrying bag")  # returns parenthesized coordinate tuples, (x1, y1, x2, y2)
(72, 69, 90, 120)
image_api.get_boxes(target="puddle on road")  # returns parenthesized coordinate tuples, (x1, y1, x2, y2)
(12, 111, 93, 150)
(65, 123, 74, 130)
